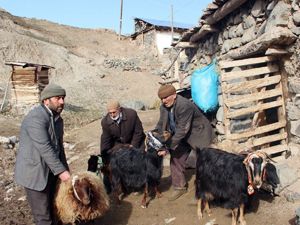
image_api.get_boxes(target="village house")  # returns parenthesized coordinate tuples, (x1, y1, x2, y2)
(165, 0, 300, 159)
(130, 17, 193, 55)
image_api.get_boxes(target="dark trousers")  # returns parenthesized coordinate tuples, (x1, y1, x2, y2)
(169, 142, 190, 189)
(25, 173, 57, 225)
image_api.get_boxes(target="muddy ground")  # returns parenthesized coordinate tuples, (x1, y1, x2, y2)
(0, 110, 299, 225)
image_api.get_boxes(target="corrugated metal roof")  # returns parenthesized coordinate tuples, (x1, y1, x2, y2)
(134, 17, 193, 30)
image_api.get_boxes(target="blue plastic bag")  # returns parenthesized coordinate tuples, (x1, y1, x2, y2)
(191, 59, 219, 112)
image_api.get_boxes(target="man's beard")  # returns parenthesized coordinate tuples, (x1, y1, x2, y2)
(48, 103, 64, 114)
(110, 114, 120, 121)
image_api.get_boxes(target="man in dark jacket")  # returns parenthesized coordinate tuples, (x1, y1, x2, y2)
(100, 100, 146, 192)
(14, 83, 70, 225)
(155, 84, 213, 201)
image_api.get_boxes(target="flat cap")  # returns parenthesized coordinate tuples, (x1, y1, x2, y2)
(157, 84, 176, 99)
(106, 100, 120, 110)
(41, 83, 66, 101)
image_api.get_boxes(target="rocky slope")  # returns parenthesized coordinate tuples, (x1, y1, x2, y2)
(0, 8, 163, 127)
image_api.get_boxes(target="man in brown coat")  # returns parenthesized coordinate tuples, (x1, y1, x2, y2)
(100, 100, 146, 193)
(155, 84, 213, 201)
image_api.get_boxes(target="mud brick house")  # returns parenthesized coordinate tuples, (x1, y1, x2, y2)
(130, 17, 192, 55)
(5, 61, 53, 114)
(166, 0, 300, 159)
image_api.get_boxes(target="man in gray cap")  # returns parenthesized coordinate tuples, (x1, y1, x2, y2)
(14, 83, 70, 225)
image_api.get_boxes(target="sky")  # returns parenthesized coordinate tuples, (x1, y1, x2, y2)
(0, 0, 212, 35)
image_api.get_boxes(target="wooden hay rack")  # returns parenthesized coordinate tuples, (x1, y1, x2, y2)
(219, 55, 288, 158)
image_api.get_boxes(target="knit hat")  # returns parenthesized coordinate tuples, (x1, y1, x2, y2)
(157, 84, 176, 99)
(106, 100, 120, 111)
(40, 83, 66, 101)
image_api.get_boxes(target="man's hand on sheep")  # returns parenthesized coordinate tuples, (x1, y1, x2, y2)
(59, 170, 71, 181)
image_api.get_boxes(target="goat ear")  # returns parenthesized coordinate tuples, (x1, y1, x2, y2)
(265, 163, 280, 185)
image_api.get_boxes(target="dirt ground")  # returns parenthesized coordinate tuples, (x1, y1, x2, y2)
(0, 110, 299, 225)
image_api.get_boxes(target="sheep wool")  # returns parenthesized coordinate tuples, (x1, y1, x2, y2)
(54, 171, 110, 224)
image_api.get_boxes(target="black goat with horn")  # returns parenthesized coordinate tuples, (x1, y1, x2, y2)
(195, 148, 280, 225)
(108, 131, 169, 208)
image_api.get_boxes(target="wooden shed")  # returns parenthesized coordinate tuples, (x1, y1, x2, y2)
(5, 61, 54, 110)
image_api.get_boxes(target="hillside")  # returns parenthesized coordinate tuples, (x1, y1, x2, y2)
(0, 8, 163, 127)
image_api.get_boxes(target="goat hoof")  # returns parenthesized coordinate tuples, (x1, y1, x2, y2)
(141, 204, 147, 209)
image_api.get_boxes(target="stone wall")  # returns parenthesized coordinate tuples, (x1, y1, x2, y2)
(180, 0, 300, 152)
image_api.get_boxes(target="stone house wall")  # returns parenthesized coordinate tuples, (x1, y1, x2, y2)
(175, 0, 300, 155)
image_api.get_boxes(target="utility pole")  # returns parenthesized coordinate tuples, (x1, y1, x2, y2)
(171, 4, 174, 42)
(119, 0, 123, 40)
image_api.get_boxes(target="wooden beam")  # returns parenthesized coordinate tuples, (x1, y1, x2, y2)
(221, 64, 279, 82)
(227, 121, 286, 140)
(224, 88, 282, 108)
(227, 99, 283, 119)
(190, 24, 218, 43)
(223, 27, 296, 60)
(13, 67, 36, 71)
(205, 0, 247, 25)
(265, 47, 289, 56)
(175, 42, 198, 48)
(222, 75, 281, 94)
(219, 56, 276, 69)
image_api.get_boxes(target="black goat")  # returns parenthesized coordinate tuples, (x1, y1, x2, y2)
(109, 131, 168, 208)
(195, 148, 279, 225)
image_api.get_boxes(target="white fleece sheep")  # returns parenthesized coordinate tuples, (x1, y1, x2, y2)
(54, 171, 110, 224)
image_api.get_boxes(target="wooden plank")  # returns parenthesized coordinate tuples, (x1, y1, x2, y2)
(252, 132, 288, 147)
(11, 81, 36, 86)
(227, 99, 283, 119)
(265, 47, 289, 56)
(13, 71, 36, 76)
(221, 64, 279, 81)
(13, 67, 36, 72)
(205, 0, 247, 25)
(11, 86, 39, 90)
(227, 121, 286, 140)
(12, 89, 40, 94)
(190, 25, 218, 43)
(219, 56, 276, 69)
(261, 144, 288, 155)
(221, 68, 231, 136)
(175, 42, 198, 48)
(222, 75, 281, 93)
(12, 76, 36, 81)
(224, 88, 282, 107)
